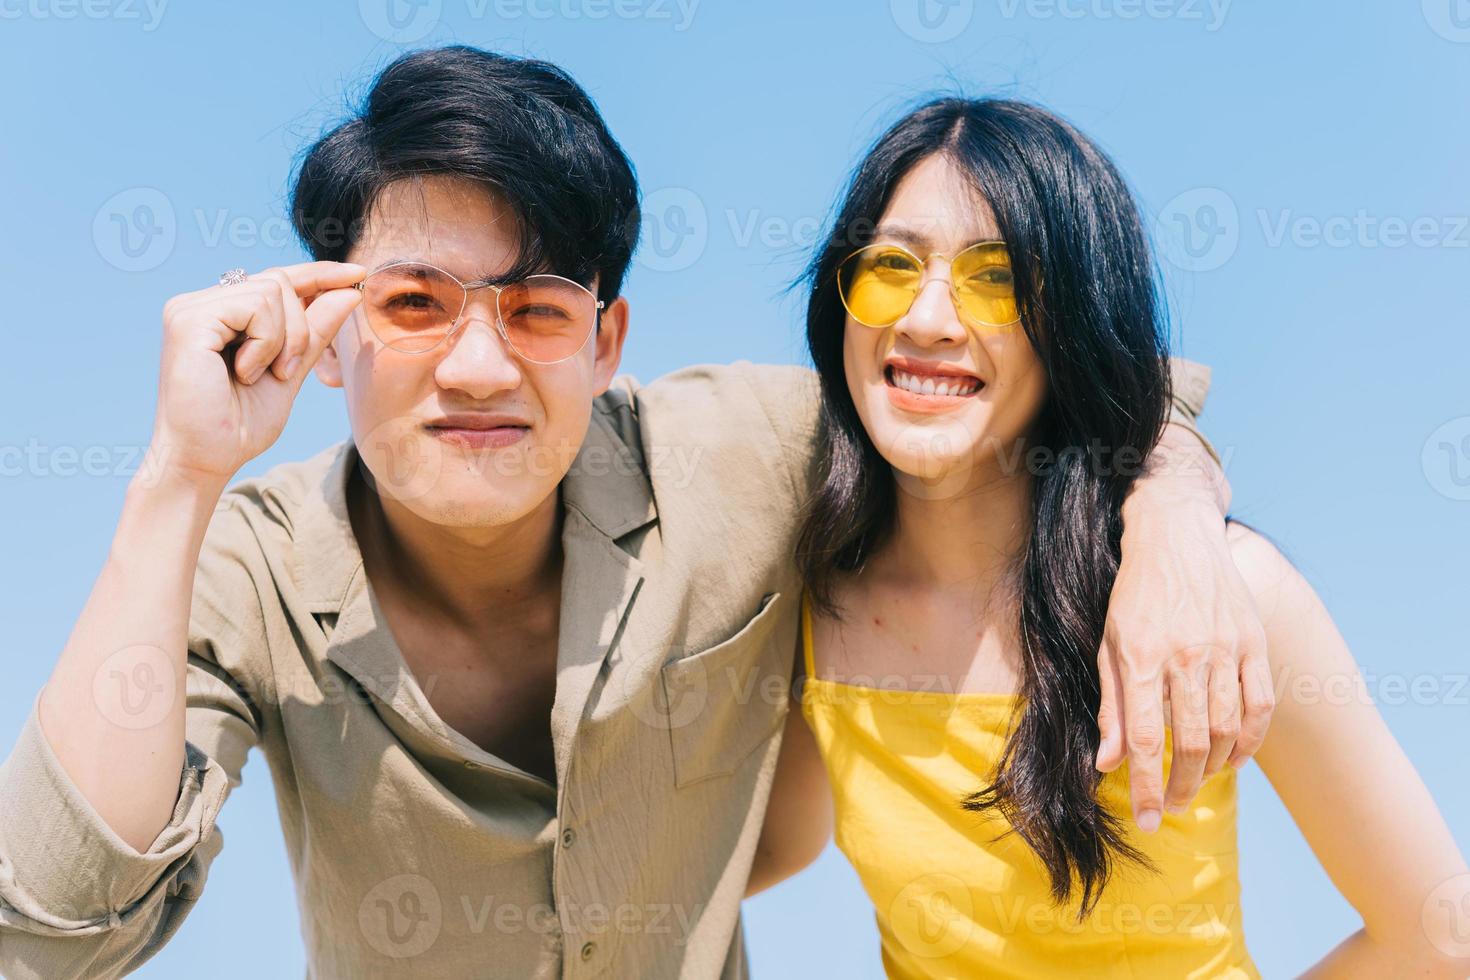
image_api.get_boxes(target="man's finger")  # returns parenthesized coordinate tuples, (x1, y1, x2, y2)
(1096, 639, 1125, 773)
(302, 287, 364, 356)
(272, 260, 368, 302)
(1203, 659, 1241, 777)
(1120, 667, 1167, 832)
(1230, 651, 1275, 767)
(1163, 662, 1210, 813)
(223, 283, 287, 386)
(255, 269, 312, 382)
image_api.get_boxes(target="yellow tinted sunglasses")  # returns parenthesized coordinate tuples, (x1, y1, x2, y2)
(837, 241, 1020, 330)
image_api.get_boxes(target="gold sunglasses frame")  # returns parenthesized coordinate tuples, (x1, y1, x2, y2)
(836, 240, 1022, 330)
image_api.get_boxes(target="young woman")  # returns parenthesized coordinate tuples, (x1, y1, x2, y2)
(750, 98, 1468, 978)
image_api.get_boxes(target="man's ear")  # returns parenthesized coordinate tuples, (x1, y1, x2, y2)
(314, 338, 344, 389)
(591, 295, 630, 396)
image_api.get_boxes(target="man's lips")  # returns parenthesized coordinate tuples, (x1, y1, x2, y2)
(423, 413, 530, 449)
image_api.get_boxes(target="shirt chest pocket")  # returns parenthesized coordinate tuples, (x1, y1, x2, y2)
(659, 591, 793, 789)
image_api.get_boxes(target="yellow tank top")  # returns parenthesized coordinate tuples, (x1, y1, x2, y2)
(799, 596, 1259, 979)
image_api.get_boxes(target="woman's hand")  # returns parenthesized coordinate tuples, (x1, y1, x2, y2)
(1097, 424, 1274, 832)
(148, 261, 365, 488)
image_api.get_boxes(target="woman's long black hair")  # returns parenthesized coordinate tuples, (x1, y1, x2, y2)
(796, 98, 1173, 916)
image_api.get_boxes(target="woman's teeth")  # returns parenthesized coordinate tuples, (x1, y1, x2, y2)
(889, 368, 981, 398)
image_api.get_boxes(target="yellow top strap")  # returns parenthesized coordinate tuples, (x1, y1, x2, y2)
(799, 591, 817, 681)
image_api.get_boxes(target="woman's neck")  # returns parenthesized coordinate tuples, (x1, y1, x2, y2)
(880, 462, 1033, 594)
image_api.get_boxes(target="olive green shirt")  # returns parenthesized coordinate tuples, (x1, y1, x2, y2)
(0, 360, 1211, 979)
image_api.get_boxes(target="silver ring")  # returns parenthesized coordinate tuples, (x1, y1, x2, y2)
(217, 268, 248, 287)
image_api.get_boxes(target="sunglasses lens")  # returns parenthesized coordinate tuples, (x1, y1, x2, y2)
(838, 246, 923, 327)
(357, 263, 464, 353)
(497, 276, 599, 363)
(951, 243, 1019, 327)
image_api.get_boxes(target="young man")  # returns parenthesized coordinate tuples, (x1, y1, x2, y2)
(0, 47, 1269, 978)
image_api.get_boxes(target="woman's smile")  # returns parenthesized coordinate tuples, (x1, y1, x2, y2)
(882, 355, 985, 414)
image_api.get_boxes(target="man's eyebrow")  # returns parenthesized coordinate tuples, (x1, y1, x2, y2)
(364, 256, 557, 286)
(365, 257, 505, 284)
(368, 256, 432, 274)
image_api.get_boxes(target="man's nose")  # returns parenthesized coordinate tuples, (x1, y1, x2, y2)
(434, 297, 522, 399)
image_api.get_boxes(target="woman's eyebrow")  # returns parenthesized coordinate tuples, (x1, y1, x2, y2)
(871, 224, 932, 249)
(871, 225, 1004, 251)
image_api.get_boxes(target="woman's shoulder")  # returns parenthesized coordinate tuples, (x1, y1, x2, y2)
(1223, 521, 1342, 684)
(1225, 521, 1308, 619)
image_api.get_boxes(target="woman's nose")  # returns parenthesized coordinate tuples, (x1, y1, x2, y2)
(895, 278, 968, 348)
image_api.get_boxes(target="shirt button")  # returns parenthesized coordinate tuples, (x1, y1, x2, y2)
(463, 760, 478, 769)
(561, 828, 576, 848)
(580, 941, 596, 961)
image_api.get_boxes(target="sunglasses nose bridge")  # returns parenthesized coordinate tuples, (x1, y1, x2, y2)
(441, 313, 519, 368)
(919, 252, 959, 291)
(457, 282, 505, 326)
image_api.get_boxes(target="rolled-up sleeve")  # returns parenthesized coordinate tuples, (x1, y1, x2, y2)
(1166, 357, 1220, 465)
(0, 502, 266, 980)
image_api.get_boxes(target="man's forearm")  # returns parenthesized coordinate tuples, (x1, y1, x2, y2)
(1124, 421, 1231, 521)
(37, 463, 226, 854)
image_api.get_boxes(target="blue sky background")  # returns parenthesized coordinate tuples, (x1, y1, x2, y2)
(2, 2, 1467, 976)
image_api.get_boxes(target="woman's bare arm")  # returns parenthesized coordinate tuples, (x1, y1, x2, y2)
(1235, 525, 1469, 978)
(747, 640, 834, 897)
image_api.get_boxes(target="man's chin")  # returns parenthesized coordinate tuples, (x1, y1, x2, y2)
(394, 489, 550, 530)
